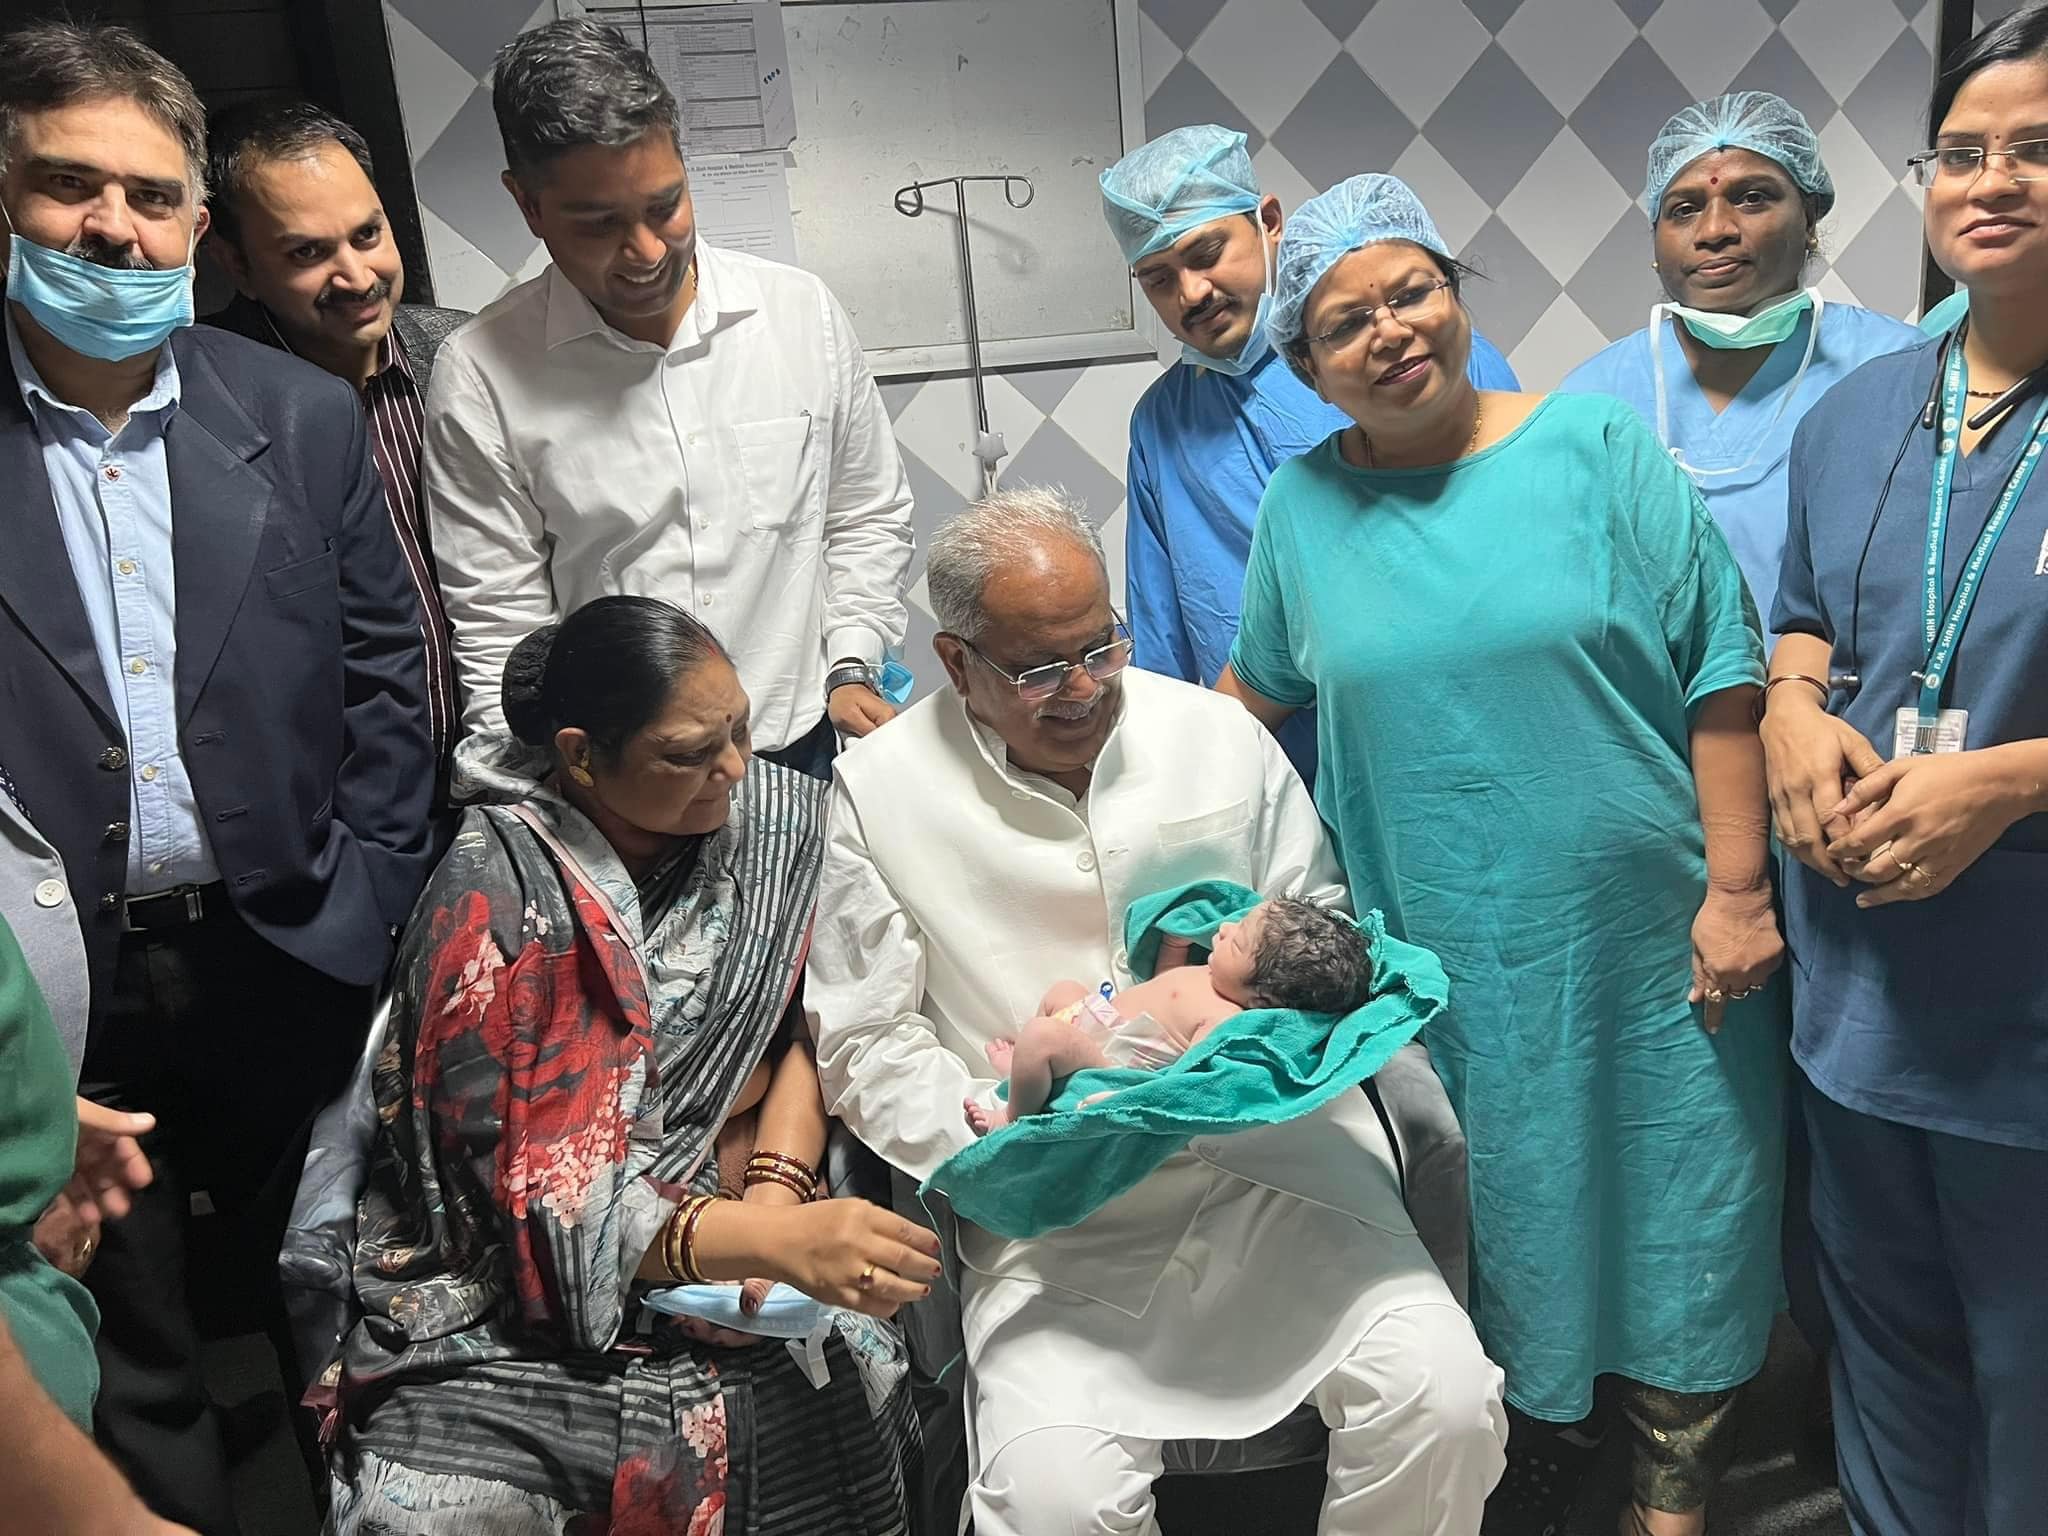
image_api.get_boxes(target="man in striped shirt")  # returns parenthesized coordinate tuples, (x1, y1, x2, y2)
(203, 101, 467, 777)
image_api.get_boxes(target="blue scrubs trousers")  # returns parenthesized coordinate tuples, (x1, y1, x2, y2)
(1803, 1074, 2048, 1536)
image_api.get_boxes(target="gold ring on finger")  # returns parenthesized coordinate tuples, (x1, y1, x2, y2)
(1705, 989, 1725, 1003)
(1899, 859, 1931, 885)
(858, 1263, 876, 1291)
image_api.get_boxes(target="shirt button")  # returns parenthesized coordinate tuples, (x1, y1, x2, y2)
(104, 465, 121, 481)
(98, 746, 128, 771)
(148, 861, 164, 876)
(100, 892, 120, 912)
(687, 432, 700, 446)
(129, 657, 147, 675)
(1010, 788, 1030, 801)
(103, 821, 129, 844)
(1077, 851, 1097, 873)
(700, 593, 714, 607)
(117, 559, 136, 575)
(1114, 947, 1129, 972)
(140, 764, 159, 782)
(33, 879, 66, 908)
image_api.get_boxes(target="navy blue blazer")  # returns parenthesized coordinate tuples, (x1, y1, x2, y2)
(0, 319, 436, 1013)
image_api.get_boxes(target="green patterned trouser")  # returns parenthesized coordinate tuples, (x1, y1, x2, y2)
(1619, 1381, 1742, 1513)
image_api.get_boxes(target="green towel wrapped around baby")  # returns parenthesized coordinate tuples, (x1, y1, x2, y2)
(922, 879, 1449, 1240)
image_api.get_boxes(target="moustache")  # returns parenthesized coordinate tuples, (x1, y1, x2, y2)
(318, 279, 393, 311)
(64, 236, 154, 271)
(1181, 296, 1231, 330)
(1034, 697, 1101, 723)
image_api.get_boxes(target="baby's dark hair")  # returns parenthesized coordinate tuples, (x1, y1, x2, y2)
(1247, 898, 1375, 1014)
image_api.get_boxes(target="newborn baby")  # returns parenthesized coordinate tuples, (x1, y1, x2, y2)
(966, 897, 1373, 1134)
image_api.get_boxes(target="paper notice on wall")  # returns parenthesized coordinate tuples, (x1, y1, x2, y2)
(586, 3, 796, 153)
(688, 150, 798, 266)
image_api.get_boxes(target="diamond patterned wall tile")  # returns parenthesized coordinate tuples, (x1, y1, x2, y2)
(1498, 128, 1633, 281)
(1818, 114, 1907, 248)
(1497, 0, 1639, 119)
(1352, 0, 1493, 128)
(1842, 26, 1936, 177)
(1780, 0, 1911, 105)
(1562, 205, 1663, 341)
(1730, 31, 1841, 138)
(1137, 10, 1184, 100)
(1642, 0, 1776, 101)
(1143, 58, 1264, 154)
(1144, 0, 1231, 53)
(1569, 36, 1694, 196)
(1302, 0, 1374, 39)
(998, 418, 1129, 527)
(1425, 45, 1565, 205)
(1249, 141, 1320, 220)
(396, 0, 544, 77)
(1389, 136, 1494, 254)
(1829, 185, 1926, 321)
(1460, 214, 1563, 353)
(1048, 358, 1166, 480)
(1272, 55, 1418, 196)
(1509, 292, 1609, 392)
(1005, 363, 1093, 416)
(413, 84, 536, 273)
(1461, 0, 1531, 33)
(1186, 0, 1341, 137)
(1612, 0, 1665, 25)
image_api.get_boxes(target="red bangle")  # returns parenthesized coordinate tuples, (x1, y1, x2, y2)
(745, 1166, 814, 1201)
(677, 1195, 716, 1283)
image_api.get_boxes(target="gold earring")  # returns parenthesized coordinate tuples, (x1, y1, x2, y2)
(1650, 260, 1659, 272)
(568, 763, 595, 787)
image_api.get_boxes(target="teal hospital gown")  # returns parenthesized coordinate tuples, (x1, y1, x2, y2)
(1230, 393, 1786, 1419)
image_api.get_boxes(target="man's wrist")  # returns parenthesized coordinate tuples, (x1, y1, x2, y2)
(825, 660, 877, 701)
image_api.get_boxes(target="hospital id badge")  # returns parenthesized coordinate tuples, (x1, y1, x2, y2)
(1894, 707, 1968, 756)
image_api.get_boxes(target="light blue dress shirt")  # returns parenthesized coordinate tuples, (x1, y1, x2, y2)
(5, 309, 217, 892)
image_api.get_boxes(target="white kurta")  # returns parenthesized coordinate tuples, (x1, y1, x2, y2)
(807, 669, 1465, 1457)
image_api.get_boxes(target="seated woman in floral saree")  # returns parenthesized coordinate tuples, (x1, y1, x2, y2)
(324, 597, 942, 1535)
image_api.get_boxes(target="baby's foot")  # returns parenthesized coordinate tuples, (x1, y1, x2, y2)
(984, 1038, 1016, 1075)
(964, 1097, 1008, 1137)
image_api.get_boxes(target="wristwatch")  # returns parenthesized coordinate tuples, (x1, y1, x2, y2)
(824, 659, 877, 703)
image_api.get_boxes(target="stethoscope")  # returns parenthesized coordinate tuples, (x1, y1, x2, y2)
(1833, 319, 2048, 701)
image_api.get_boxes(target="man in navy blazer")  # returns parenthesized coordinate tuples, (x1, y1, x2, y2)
(0, 23, 433, 1530)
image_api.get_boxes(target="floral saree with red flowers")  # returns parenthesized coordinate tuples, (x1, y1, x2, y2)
(327, 747, 914, 1535)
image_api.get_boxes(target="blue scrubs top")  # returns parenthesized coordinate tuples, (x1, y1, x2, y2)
(1126, 331, 1518, 785)
(1563, 303, 1920, 635)
(1776, 338, 2048, 1150)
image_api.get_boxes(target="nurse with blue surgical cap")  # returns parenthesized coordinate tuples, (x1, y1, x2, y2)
(1563, 92, 1920, 633)
(1098, 126, 1516, 786)
(1220, 172, 1788, 1536)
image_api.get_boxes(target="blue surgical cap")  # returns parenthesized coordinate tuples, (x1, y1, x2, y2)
(1270, 174, 1450, 347)
(1100, 125, 1261, 266)
(1642, 91, 1835, 220)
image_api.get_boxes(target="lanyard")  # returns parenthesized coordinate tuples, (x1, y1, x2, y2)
(1916, 340, 2048, 751)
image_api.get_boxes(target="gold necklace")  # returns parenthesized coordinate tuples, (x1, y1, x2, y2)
(1359, 394, 1485, 468)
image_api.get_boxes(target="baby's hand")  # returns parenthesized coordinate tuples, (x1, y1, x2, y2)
(964, 1096, 1008, 1137)
(740, 1276, 775, 1316)
(984, 1037, 1016, 1075)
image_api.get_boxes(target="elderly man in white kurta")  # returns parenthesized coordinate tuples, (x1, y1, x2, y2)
(807, 488, 1506, 1535)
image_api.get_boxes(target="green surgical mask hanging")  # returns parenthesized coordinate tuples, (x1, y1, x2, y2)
(1665, 288, 1815, 351)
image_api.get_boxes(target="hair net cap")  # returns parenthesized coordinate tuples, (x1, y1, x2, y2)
(1270, 174, 1450, 347)
(1642, 91, 1835, 220)
(1100, 125, 1261, 266)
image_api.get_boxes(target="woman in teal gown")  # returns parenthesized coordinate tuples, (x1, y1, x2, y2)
(1217, 175, 1788, 1536)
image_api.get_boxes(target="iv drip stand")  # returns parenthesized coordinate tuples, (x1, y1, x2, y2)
(893, 173, 1035, 497)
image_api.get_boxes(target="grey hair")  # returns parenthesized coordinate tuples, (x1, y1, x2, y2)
(0, 21, 207, 202)
(926, 485, 1107, 641)
(492, 18, 683, 185)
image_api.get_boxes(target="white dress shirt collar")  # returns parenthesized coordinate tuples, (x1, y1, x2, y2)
(542, 247, 762, 356)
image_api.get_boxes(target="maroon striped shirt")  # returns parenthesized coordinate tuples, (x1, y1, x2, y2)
(360, 333, 456, 764)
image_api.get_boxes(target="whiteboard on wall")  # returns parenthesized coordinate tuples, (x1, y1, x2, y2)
(579, 0, 1155, 375)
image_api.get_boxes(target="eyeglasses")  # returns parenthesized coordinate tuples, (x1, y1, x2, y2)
(1304, 278, 1453, 353)
(1907, 139, 2048, 187)
(955, 618, 1134, 702)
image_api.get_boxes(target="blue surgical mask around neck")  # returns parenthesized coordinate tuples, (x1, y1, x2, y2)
(1181, 227, 1275, 378)
(2, 201, 196, 362)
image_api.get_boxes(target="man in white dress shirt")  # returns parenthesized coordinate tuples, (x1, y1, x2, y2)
(423, 18, 914, 776)
(807, 487, 1506, 1534)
